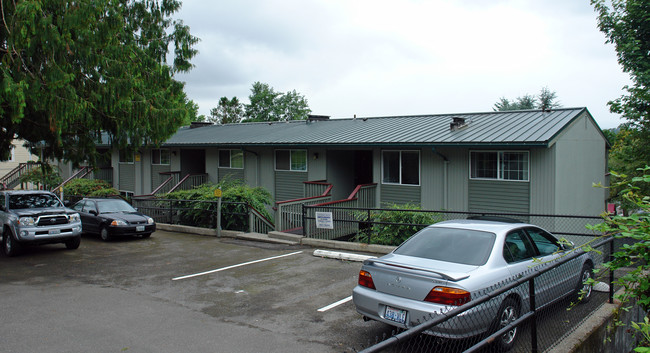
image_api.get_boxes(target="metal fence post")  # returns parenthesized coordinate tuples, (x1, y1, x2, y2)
(609, 238, 615, 304)
(302, 204, 306, 237)
(249, 204, 254, 233)
(529, 278, 538, 353)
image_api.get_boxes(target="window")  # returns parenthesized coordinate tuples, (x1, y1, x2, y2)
(219, 150, 244, 169)
(503, 230, 536, 263)
(152, 149, 170, 165)
(275, 150, 307, 171)
(119, 150, 134, 164)
(382, 150, 420, 185)
(470, 151, 529, 181)
(526, 227, 560, 256)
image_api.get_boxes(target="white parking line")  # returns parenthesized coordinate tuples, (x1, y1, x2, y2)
(317, 296, 353, 312)
(172, 251, 303, 281)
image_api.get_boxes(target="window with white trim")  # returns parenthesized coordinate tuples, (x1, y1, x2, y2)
(275, 150, 307, 171)
(119, 150, 134, 164)
(219, 149, 244, 169)
(152, 149, 170, 165)
(382, 150, 420, 185)
(470, 151, 529, 181)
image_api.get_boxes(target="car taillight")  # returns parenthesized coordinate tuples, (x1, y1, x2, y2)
(424, 286, 471, 305)
(358, 270, 376, 289)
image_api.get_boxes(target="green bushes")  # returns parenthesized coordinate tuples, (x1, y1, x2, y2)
(164, 180, 273, 231)
(63, 179, 120, 197)
(356, 203, 444, 246)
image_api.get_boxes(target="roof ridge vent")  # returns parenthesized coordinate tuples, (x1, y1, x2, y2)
(450, 117, 469, 131)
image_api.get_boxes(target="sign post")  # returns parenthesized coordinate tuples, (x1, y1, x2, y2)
(315, 212, 334, 229)
(214, 188, 222, 237)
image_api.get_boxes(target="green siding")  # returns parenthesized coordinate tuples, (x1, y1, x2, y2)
(380, 184, 421, 205)
(468, 180, 530, 213)
(219, 168, 245, 183)
(151, 164, 171, 189)
(275, 171, 308, 201)
(119, 163, 135, 192)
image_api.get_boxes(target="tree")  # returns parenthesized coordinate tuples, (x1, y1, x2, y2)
(592, 0, 650, 129)
(592, 0, 650, 195)
(0, 0, 198, 166)
(493, 87, 561, 111)
(244, 82, 311, 122)
(209, 97, 243, 124)
(606, 126, 650, 206)
(590, 168, 650, 349)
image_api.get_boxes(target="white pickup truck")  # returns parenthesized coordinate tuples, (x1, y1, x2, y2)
(0, 190, 82, 256)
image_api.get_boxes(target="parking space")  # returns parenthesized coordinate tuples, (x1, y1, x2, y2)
(0, 230, 392, 352)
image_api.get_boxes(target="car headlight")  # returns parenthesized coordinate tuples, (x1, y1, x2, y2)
(111, 219, 127, 226)
(146, 217, 154, 225)
(69, 213, 81, 222)
(18, 217, 35, 226)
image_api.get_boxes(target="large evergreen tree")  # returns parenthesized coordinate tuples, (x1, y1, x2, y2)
(0, 0, 198, 166)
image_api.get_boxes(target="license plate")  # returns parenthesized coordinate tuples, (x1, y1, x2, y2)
(136, 226, 145, 232)
(48, 229, 61, 235)
(385, 306, 407, 324)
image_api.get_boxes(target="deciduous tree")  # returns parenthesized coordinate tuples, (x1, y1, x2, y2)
(244, 82, 311, 122)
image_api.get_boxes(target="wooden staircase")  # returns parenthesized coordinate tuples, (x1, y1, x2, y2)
(0, 162, 41, 190)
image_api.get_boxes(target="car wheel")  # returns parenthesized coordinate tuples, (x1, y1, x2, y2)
(65, 236, 81, 250)
(100, 227, 111, 242)
(490, 297, 520, 352)
(575, 263, 594, 304)
(3, 228, 20, 257)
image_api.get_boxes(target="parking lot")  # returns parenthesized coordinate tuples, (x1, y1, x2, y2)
(0, 230, 394, 353)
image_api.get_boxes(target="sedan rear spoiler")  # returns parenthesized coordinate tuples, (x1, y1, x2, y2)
(368, 259, 470, 282)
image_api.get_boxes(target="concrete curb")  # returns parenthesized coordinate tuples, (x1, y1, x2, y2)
(313, 249, 377, 262)
(157, 223, 242, 238)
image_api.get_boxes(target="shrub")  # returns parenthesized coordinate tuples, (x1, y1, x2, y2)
(164, 180, 273, 231)
(19, 164, 62, 190)
(63, 178, 119, 197)
(356, 203, 444, 246)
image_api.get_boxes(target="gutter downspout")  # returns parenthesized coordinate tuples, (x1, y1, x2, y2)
(432, 148, 449, 210)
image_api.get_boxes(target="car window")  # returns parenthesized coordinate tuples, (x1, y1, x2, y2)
(72, 201, 85, 212)
(503, 230, 536, 263)
(8, 194, 62, 209)
(394, 227, 496, 266)
(97, 200, 136, 213)
(526, 227, 560, 256)
(82, 201, 96, 213)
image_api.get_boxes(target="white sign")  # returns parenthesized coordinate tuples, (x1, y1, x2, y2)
(315, 212, 334, 229)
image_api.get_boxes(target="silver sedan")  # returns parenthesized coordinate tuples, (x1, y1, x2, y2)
(352, 219, 594, 351)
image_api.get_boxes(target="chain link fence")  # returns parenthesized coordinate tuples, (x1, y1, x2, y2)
(303, 206, 604, 247)
(354, 237, 615, 353)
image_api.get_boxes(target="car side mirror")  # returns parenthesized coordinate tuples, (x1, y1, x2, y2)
(561, 241, 575, 250)
(89, 210, 98, 216)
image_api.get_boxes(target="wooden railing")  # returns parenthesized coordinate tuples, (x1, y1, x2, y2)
(0, 162, 41, 189)
(304, 183, 377, 240)
(92, 167, 113, 185)
(249, 205, 275, 233)
(152, 171, 181, 195)
(51, 166, 92, 192)
(274, 181, 333, 232)
(169, 173, 208, 193)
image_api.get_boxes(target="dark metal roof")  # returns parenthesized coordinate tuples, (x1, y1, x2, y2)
(162, 108, 595, 148)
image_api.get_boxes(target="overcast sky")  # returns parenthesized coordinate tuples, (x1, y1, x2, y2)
(173, 0, 630, 130)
